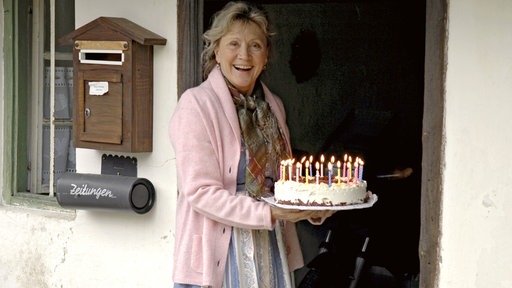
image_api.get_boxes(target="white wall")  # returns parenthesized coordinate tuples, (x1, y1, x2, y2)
(3, 0, 512, 287)
(441, 0, 512, 287)
(0, 0, 178, 287)
(0, 0, 4, 205)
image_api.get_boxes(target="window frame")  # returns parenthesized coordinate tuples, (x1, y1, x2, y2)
(2, 0, 75, 210)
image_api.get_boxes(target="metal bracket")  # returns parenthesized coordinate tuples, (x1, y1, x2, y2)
(101, 154, 137, 177)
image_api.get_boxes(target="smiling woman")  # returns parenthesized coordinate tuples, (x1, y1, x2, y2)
(169, 2, 333, 287)
(179, 0, 429, 287)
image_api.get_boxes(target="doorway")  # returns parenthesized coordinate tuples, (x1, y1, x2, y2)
(178, 0, 445, 287)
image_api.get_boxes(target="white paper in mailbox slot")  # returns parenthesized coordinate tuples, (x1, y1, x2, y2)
(89, 81, 109, 95)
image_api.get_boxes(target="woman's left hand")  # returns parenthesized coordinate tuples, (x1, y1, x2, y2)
(271, 206, 318, 223)
(270, 206, 336, 225)
(307, 210, 337, 225)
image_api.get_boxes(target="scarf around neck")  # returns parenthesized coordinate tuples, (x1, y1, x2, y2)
(226, 78, 290, 199)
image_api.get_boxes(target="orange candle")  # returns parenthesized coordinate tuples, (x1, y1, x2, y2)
(279, 160, 284, 180)
(347, 162, 352, 181)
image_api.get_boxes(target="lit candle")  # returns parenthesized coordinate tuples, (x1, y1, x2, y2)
(347, 162, 352, 182)
(300, 156, 306, 177)
(348, 156, 353, 179)
(320, 155, 325, 177)
(337, 160, 341, 184)
(309, 156, 314, 177)
(288, 159, 294, 181)
(280, 160, 284, 181)
(354, 160, 359, 182)
(359, 159, 364, 182)
(296, 162, 301, 182)
(285, 160, 289, 181)
(315, 162, 320, 184)
(328, 162, 333, 187)
(342, 154, 347, 178)
(305, 160, 310, 184)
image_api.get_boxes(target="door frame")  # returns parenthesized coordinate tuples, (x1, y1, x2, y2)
(177, 1, 447, 286)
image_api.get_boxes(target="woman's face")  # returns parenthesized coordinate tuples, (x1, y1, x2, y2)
(215, 21, 268, 95)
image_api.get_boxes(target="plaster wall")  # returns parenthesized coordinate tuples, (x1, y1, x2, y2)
(440, 0, 512, 287)
(2, 0, 512, 287)
(0, 0, 178, 287)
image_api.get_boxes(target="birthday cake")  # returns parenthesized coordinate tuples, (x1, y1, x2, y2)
(274, 155, 369, 207)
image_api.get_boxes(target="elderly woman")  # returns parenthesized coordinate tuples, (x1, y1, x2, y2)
(169, 2, 332, 287)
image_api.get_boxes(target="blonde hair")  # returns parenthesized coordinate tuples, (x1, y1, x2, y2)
(201, 1, 275, 79)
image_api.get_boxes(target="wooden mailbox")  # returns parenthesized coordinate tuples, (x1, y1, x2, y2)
(60, 17, 166, 152)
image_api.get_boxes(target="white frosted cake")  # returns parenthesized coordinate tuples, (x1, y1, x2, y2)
(274, 178, 368, 207)
(274, 154, 368, 207)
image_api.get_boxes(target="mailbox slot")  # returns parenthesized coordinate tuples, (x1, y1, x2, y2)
(79, 49, 124, 65)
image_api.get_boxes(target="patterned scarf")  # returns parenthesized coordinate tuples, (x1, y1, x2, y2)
(227, 79, 290, 199)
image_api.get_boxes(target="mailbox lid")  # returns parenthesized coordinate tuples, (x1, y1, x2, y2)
(77, 70, 123, 144)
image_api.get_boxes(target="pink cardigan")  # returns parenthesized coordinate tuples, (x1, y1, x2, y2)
(169, 68, 304, 287)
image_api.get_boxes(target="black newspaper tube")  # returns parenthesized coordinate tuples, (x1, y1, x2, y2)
(56, 173, 155, 214)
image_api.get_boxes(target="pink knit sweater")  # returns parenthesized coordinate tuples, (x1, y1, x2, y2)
(169, 68, 304, 288)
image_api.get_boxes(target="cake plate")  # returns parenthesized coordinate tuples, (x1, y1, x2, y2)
(262, 192, 378, 211)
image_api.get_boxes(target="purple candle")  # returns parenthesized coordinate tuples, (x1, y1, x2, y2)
(359, 160, 364, 182)
(328, 162, 333, 187)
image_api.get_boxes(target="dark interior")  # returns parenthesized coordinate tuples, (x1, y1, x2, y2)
(205, 1, 425, 287)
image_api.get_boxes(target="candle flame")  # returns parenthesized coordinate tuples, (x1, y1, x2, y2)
(315, 162, 320, 169)
(301, 156, 307, 163)
(331, 156, 335, 163)
(320, 154, 325, 163)
(328, 162, 333, 170)
(344, 154, 347, 161)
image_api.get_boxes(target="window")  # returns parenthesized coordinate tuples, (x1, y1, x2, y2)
(3, 0, 75, 202)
